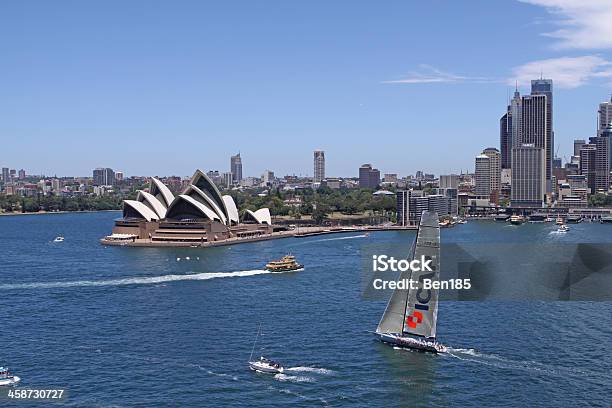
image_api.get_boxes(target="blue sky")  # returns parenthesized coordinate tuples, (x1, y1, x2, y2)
(1, 1, 611, 178)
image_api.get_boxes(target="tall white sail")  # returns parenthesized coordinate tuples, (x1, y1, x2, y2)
(402, 211, 440, 338)
(375, 263, 413, 334)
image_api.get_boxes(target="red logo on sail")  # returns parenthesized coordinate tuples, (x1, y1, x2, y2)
(406, 311, 423, 328)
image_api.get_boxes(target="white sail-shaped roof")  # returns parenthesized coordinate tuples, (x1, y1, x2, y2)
(185, 185, 227, 225)
(123, 200, 160, 221)
(150, 177, 175, 208)
(189, 170, 229, 220)
(165, 194, 220, 221)
(222, 195, 239, 225)
(244, 208, 272, 225)
(136, 190, 167, 219)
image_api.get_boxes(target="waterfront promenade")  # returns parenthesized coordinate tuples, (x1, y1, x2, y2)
(100, 224, 417, 248)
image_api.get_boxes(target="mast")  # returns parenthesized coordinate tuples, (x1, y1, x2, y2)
(249, 323, 261, 362)
(402, 211, 441, 339)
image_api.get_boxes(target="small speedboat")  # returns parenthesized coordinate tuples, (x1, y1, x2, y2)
(557, 224, 569, 233)
(53, 236, 65, 243)
(249, 357, 284, 374)
(0, 367, 20, 386)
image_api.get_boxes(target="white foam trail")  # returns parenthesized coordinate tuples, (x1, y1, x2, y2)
(286, 366, 334, 375)
(312, 234, 368, 243)
(0, 269, 278, 290)
(274, 373, 314, 383)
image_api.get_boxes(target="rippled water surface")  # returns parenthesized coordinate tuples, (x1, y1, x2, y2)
(1, 212, 611, 407)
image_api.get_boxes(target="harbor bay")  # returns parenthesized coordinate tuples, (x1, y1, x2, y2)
(1, 212, 611, 407)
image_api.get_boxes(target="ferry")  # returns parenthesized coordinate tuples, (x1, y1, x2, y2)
(265, 255, 303, 272)
(509, 215, 526, 225)
(0, 367, 20, 386)
(556, 217, 565, 225)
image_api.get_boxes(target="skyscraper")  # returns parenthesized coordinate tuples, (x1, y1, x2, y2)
(594, 135, 610, 192)
(313, 150, 325, 183)
(598, 95, 612, 136)
(93, 168, 115, 186)
(230, 153, 242, 183)
(500, 87, 521, 169)
(573, 139, 586, 156)
(474, 154, 491, 197)
(359, 164, 380, 189)
(1, 167, 9, 183)
(579, 144, 596, 193)
(511, 144, 546, 207)
(500, 111, 512, 169)
(483, 147, 501, 203)
(530, 78, 553, 190)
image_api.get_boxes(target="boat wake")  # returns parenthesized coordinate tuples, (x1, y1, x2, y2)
(274, 373, 315, 383)
(0, 269, 289, 290)
(445, 347, 598, 378)
(310, 234, 368, 243)
(285, 366, 334, 375)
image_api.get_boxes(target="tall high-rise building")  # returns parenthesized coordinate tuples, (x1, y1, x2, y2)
(359, 164, 380, 189)
(18, 169, 26, 180)
(474, 154, 491, 197)
(93, 168, 115, 186)
(510, 88, 522, 147)
(230, 153, 242, 183)
(439, 174, 459, 189)
(598, 95, 612, 136)
(511, 144, 546, 207)
(500, 111, 512, 169)
(579, 144, 596, 193)
(594, 135, 610, 192)
(573, 139, 586, 156)
(530, 78, 553, 190)
(500, 88, 521, 168)
(483, 147, 501, 202)
(1, 167, 9, 183)
(313, 150, 325, 183)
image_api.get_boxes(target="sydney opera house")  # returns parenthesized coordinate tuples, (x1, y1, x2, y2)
(104, 170, 273, 245)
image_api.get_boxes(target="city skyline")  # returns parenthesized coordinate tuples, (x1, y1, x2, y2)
(1, 1, 612, 177)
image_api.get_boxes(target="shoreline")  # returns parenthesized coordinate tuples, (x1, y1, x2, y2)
(100, 225, 418, 248)
(0, 209, 121, 217)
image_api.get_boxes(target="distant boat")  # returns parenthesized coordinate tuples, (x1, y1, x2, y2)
(53, 236, 65, 243)
(557, 224, 569, 233)
(556, 217, 564, 225)
(375, 211, 447, 354)
(0, 367, 20, 386)
(265, 255, 303, 272)
(509, 215, 526, 225)
(248, 325, 284, 374)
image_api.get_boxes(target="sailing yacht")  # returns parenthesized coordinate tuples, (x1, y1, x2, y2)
(248, 324, 284, 374)
(375, 211, 447, 354)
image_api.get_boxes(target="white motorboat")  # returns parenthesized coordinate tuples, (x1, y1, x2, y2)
(53, 236, 65, 242)
(0, 367, 20, 386)
(249, 357, 284, 374)
(557, 224, 569, 233)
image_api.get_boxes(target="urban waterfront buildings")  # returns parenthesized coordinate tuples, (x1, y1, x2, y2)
(313, 150, 325, 184)
(396, 190, 454, 226)
(359, 164, 380, 189)
(474, 148, 501, 203)
(230, 153, 242, 183)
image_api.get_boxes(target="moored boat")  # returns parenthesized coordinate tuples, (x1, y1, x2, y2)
(265, 255, 303, 272)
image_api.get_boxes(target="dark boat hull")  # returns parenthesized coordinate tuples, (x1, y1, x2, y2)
(377, 333, 446, 353)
